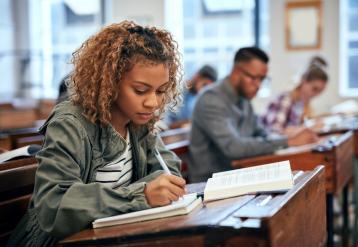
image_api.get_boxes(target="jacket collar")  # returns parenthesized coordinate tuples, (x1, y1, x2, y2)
(220, 76, 242, 105)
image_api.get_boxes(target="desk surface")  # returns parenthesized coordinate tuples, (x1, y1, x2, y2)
(233, 132, 354, 195)
(315, 115, 358, 155)
(60, 166, 326, 247)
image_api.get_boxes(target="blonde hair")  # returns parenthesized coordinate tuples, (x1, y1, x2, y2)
(70, 21, 183, 130)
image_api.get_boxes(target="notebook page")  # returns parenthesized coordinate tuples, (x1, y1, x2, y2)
(93, 193, 197, 224)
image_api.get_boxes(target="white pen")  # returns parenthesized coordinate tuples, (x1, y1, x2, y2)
(154, 147, 172, 175)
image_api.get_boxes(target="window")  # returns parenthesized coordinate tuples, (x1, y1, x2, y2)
(0, 0, 15, 100)
(179, 0, 270, 96)
(0, 0, 108, 99)
(42, 0, 104, 98)
(340, 0, 358, 96)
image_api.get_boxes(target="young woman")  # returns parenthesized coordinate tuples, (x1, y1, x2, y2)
(7, 21, 185, 246)
(261, 56, 328, 134)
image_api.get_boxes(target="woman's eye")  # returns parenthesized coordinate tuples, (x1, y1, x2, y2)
(134, 89, 147, 95)
(156, 90, 166, 95)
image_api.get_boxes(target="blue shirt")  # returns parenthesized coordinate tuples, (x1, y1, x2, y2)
(166, 91, 197, 124)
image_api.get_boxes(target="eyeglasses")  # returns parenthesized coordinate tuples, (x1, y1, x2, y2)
(239, 67, 270, 83)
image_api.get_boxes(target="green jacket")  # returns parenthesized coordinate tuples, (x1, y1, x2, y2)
(7, 101, 182, 247)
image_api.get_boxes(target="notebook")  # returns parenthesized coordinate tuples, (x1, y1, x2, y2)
(92, 193, 202, 228)
(203, 160, 294, 202)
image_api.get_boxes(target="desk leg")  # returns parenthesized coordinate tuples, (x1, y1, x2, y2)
(326, 194, 334, 247)
(342, 185, 349, 247)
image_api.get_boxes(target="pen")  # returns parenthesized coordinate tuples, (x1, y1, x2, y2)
(154, 147, 172, 175)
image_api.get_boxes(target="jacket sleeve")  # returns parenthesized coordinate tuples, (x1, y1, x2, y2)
(145, 134, 182, 177)
(193, 92, 287, 160)
(34, 115, 151, 238)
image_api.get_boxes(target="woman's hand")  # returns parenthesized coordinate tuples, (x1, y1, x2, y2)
(144, 174, 186, 207)
(287, 127, 319, 146)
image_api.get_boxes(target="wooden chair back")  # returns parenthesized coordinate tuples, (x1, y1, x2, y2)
(0, 163, 37, 245)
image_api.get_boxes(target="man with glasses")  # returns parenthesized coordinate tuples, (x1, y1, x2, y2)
(188, 47, 317, 182)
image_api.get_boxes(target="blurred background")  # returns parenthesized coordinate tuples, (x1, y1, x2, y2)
(0, 0, 357, 118)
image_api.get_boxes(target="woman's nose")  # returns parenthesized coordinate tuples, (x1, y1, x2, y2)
(144, 92, 159, 108)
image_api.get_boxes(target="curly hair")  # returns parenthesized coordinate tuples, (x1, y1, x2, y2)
(69, 21, 183, 130)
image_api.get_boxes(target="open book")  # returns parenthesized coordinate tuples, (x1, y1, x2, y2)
(204, 161, 294, 202)
(92, 193, 202, 229)
(0, 144, 41, 163)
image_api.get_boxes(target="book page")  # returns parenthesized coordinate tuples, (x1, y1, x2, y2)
(207, 161, 292, 190)
(204, 161, 294, 202)
(213, 161, 289, 178)
(0, 146, 31, 163)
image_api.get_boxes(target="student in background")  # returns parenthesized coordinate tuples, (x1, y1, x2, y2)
(7, 21, 186, 247)
(260, 56, 328, 134)
(166, 65, 217, 129)
(56, 74, 70, 104)
(189, 47, 318, 182)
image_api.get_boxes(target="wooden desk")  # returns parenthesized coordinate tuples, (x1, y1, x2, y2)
(232, 131, 354, 247)
(0, 134, 11, 151)
(0, 157, 37, 171)
(160, 127, 190, 144)
(0, 109, 38, 130)
(161, 127, 190, 155)
(161, 128, 190, 180)
(1, 121, 44, 149)
(60, 166, 326, 247)
(0, 162, 38, 245)
(316, 115, 358, 156)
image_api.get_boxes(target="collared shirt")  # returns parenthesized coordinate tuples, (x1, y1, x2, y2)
(260, 92, 304, 133)
(189, 77, 288, 182)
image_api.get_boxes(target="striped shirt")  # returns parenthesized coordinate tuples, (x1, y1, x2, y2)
(95, 130, 133, 188)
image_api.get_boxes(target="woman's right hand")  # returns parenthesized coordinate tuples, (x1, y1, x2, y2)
(287, 127, 319, 146)
(144, 174, 186, 207)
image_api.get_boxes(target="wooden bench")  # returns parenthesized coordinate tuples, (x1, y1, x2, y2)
(0, 162, 38, 245)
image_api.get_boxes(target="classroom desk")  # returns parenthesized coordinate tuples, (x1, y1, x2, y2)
(0, 120, 45, 150)
(0, 157, 37, 171)
(160, 127, 190, 154)
(0, 134, 11, 151)
(60, 166, 326, 247)
(161, 127, 190, 179)
(0, 160, 38, 244)
(232, 131, 354, 247)
(316, 115, 358, 156)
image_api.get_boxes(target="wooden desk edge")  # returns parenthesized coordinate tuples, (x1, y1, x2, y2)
(59, 167, 325, 246)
